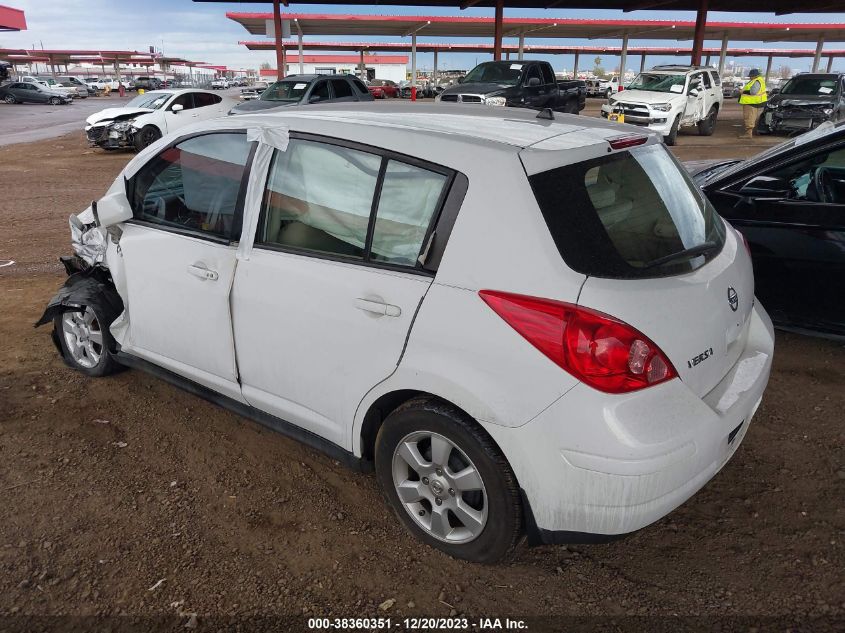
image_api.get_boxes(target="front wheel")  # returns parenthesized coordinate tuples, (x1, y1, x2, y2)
(606, 88, 613, 100)
(54, 306, 119, 377)
(375, 396, 522, 563)
(664, 115, 681, 146)
(697, 106, 718, 136)
(134, 125, 161, 151)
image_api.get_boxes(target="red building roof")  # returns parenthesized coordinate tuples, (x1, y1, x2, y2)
(273, 54, 409, 64)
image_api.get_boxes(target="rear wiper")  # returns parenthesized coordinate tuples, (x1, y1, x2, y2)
(642, 241, 719, 269)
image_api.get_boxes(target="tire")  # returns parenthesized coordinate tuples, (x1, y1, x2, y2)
(134, 125, 161, 151)
(375, 396, 522, 563)
(53, 306, 119, 378)
(4, 94, 16, 104)
(606, 88, 612, 100)
(697, 106, 718, 136)
(664, 115, 681, 146)
(49, 97, 62, 105)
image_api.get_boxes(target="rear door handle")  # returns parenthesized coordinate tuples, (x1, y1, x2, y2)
(355, 298, 401, 317)
(187, 263, 218, 281)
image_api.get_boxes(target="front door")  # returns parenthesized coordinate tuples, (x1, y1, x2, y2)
(711, 142, 845, 334)
(232, 136, 452, 447)
(119, 131, 255, 399)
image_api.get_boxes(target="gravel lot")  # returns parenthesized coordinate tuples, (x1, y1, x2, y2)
(1, 101, 843, 632)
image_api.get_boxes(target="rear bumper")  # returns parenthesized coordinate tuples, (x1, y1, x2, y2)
(489, 301, 774, 542)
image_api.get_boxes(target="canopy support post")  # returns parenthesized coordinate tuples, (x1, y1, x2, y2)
(812, 36, 824, 73)
(273, 0, 285, 80)
(691, 0, 708, 66)
(718, 34, 728, 76)
(518, 31, 525, 61)
(493, 0, 503, 61)
(619, 33, 628, 84)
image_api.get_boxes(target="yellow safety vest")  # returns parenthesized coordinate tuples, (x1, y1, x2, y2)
(739, 77, 767, 105)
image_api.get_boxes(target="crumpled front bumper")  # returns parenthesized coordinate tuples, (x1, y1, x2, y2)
(85, 124, 135, 148)
(758, 108, 832, 133)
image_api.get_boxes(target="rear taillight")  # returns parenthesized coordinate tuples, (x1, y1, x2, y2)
(608, 135, 648, 150)
(479, 290, 677, 394)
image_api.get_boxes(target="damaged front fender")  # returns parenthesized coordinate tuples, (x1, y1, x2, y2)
(34, 263, 125, 356)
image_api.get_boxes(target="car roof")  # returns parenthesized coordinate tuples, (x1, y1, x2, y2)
(141, 88, 217, 96)
(233, 101, 653, 151)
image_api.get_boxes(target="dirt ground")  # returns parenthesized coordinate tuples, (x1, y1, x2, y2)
(1, 106, 844, 632)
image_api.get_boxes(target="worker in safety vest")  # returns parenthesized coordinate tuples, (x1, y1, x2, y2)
(738, 69, 767, 139)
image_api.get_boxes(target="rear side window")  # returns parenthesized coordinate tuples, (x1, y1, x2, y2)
(710, 71, 721, 86)
(528, 143, 726, 279)
(130, 133, 252, 240)
(331, 79, 353, 98)
(193, 92, 221, 107)
(352, 78, 369, 94)
(540, 64, 555, 85)
(258, 138, 451, 268)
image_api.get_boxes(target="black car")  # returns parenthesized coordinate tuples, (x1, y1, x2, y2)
(0, 81, 72, 105)
(757, 73, 845, 135)
(228, 74, 374, 115)
(688, 121, 845, 338)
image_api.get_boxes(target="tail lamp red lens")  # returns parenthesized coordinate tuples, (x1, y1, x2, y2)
(479, 290, 677, 394)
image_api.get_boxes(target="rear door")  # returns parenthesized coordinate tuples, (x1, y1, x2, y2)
(232, 135, 454, 447)
(683, 72, 707, 123)
(526, 142, 753, 398)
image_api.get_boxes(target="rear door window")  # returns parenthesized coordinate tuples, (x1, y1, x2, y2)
(540, 64, 555, 85)
(330, 79, 354, 98)
(528, 143, 726, 278)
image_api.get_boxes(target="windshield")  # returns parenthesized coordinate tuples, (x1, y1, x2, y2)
(463, 62, 523, 86)
(126, 92, 170, 110)
(627, 73, 687, 94)
(529, 143, 725, 279)
(780, 74, 839, 96)
(261, 80, 309, 102)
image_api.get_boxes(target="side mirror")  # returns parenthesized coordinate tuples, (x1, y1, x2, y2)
(688, 88, 700, 97)
(308, 95, 322, 103)
(527, 76, 541, 88)
(171, 103, 183, 113)
(93, 191, 133, 228)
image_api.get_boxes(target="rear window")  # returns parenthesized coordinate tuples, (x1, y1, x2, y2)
(528, 143, 726, 279)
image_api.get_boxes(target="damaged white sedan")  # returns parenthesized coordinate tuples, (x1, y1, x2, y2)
(84, 89, 235, 151)
(39, 104, 774, 563)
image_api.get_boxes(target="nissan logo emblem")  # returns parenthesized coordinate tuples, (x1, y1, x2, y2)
(727, 287, 739, 312)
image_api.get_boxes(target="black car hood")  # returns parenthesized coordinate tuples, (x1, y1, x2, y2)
(768, 94, 836, 107)
(440, 82, 511, 96)
(229, 99, 298, 114)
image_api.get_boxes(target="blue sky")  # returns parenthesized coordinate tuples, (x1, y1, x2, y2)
(3, 1, 845, 74)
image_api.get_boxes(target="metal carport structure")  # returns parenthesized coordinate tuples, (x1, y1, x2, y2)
(240, 39, 845, 80)
(197, 0, 844, 84)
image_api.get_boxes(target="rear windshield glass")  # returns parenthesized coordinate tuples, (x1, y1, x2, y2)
(529, 143, 726, 279)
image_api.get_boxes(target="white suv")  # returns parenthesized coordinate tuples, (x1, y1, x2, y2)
(38, 104, 773, 562)
(601, 65, 724, 145)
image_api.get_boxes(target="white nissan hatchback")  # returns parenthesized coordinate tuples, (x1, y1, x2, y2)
(38, 103, 774, 563)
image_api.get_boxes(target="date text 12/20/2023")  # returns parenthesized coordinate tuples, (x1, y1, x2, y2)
(307, 617, 528, 630)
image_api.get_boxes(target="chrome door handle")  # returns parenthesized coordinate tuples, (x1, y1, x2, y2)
(355, 298, 401, 317)
(187, 263, 218, 281)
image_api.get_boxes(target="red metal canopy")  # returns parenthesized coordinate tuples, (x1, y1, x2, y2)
(228, 12, 845, 43)
(0, 4, 25, 31)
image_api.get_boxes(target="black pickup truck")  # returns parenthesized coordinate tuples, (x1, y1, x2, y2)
(437, 60, 585, 114)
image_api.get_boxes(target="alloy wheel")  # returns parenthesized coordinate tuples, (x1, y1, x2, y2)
(61, 308, 103, 369)
(391, 431, 488, 544)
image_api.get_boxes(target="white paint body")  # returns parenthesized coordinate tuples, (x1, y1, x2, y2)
(602, 67, 725, 137)
(83, 89, 235, 139)
(84, 103, 773, 538)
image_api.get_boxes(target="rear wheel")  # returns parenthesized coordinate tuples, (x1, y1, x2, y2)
(697, 106, 718, 136)
(49, 97, 61, 105)
(563, 98, 579, 114)
(375, 396, 522, 563)
(664, 115, 681, 146)
(134, 125, 161, 151)
(54, 306, 119, 377)
(4, 94, 16, 104)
